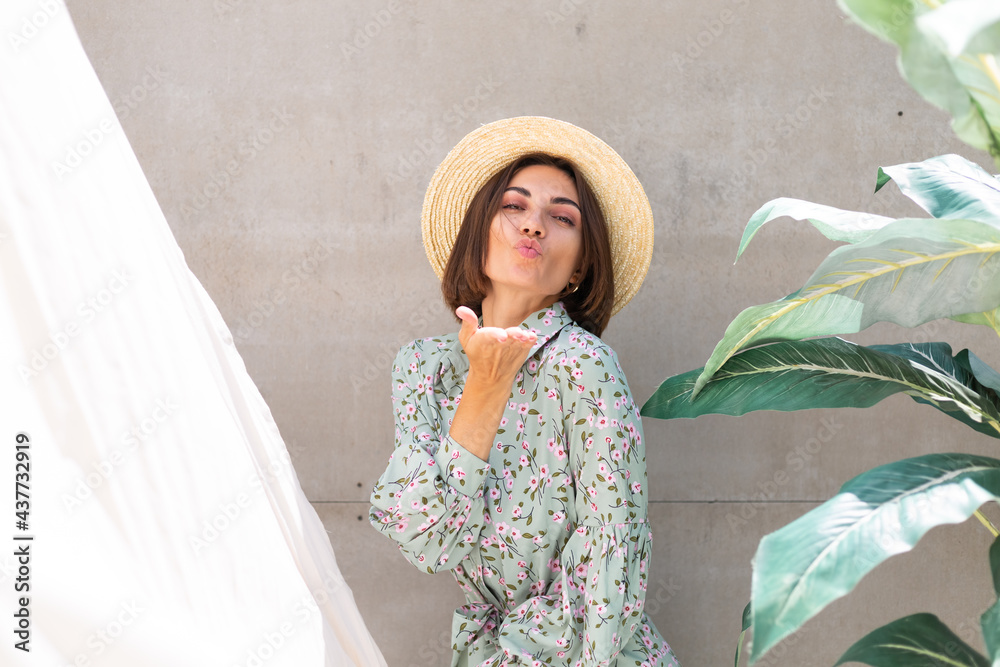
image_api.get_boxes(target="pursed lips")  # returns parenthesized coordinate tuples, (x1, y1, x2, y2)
(515, 238, 542, 258)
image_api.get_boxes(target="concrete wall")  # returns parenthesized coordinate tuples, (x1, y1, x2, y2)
(65, 1, 1000, 665)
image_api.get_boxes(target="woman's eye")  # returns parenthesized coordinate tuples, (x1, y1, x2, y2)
(503, 203, 523, 211)
(554, 215, 574, 225)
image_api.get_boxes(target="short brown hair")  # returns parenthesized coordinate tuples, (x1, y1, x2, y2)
(440, 153, 614, 336)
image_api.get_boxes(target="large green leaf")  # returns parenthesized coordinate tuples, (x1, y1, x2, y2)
(982, 535, 1000, 665)
(837, 0, 1000, 163)
(870, 342, 1000, 438)
(749, 453, 1000, 662)
(694, 217, 1000, 395)
(641, 338, 1000, 437)
(737, 198, 894, 260)
(833, 613, 988, 667)
(875, 154, 1000, 223)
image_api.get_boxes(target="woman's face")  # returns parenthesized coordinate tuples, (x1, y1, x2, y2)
(483, 164, 584, 307)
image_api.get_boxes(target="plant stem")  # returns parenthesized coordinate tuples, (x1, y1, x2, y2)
(974, 509, 1000, 537)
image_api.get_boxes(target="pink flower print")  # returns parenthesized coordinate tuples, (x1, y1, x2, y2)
(408, 362, 418, 372)
(547, 438, 557, 451)
(511, 506, 522, 518)
(632, 482, 642, 493)
(587, 486, 598, 498)
(598, 462, 608, 475)
(528, 360, 538, 372)
(516, 421, 525, 433)
(490, 488, 501, 499)
(405, 405, 416, 415)
(572, 369, 584, 380)
(546, 309, 556, 316)
(453, 467, 466, 479)
(607, 473, 615, 484)
(575, 563, 587, 578)
(518, 403, 529, 415)
(552, 511, 565, 524)
(417, 554, 425, 563)
(496, 522, 509, 535)
(519, 455, 529, 467)
(577, 385, 585, 394)
(596, 398, 606, 410)
(530, 580, 545, 594)
(517, 571, 528, 581)
(441, 398, 450, 406)
(451, 449, 461, 460)
(543, 317, 552, 326)
(539, 464, 549, 476)
(529, 476, 539, 489)
(509, 528, 521, 539)
(500, 417, 508, 426)
(643, 636, 654, 648)
(555, 447, 566, 460)
(595, 603, 607, 615)
(596, 416, 609, 429)
(611, 449, 622, 461)
(397, 382, 405, 391)
(533, 535, 543, 545)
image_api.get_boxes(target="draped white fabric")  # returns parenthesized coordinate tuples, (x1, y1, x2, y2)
(0, 2, 385, 665)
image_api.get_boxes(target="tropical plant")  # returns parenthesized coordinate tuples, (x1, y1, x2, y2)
(641, 1, 1000, 664)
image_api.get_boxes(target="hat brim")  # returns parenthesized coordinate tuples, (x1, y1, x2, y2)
(421, 116, 653, 317)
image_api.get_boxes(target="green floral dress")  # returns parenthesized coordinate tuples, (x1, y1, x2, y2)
(370, 302, 679, 666)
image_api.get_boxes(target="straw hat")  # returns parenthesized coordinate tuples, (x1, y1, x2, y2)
(421, 116, 654, 316)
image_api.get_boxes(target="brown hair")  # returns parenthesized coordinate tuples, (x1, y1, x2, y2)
(440, 153, 614, 336)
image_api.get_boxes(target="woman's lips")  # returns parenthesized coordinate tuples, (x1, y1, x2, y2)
(515, 239, 542, 258)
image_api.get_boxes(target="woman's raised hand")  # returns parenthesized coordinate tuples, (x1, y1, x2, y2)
(449, 306, 536, 460)
(456, 306, 537, 387)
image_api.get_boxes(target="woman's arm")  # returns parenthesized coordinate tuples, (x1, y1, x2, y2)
(448, 306, 536, 460)
(369, 339, 493, 573)
(369, 307, 536, 572)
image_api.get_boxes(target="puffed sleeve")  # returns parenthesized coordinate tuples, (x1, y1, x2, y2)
(492, 342, 657, 666)
(369, 340, 491, 573)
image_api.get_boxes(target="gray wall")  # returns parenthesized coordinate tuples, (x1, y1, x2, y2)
(66, 1, 1000, 665)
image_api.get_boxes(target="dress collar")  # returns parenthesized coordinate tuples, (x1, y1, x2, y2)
(439, 301, 575, 390)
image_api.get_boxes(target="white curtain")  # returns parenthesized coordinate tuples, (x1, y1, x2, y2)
(0, 2, 385, 665)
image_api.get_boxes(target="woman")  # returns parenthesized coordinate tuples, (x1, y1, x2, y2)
(370, 117, 678, 666)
